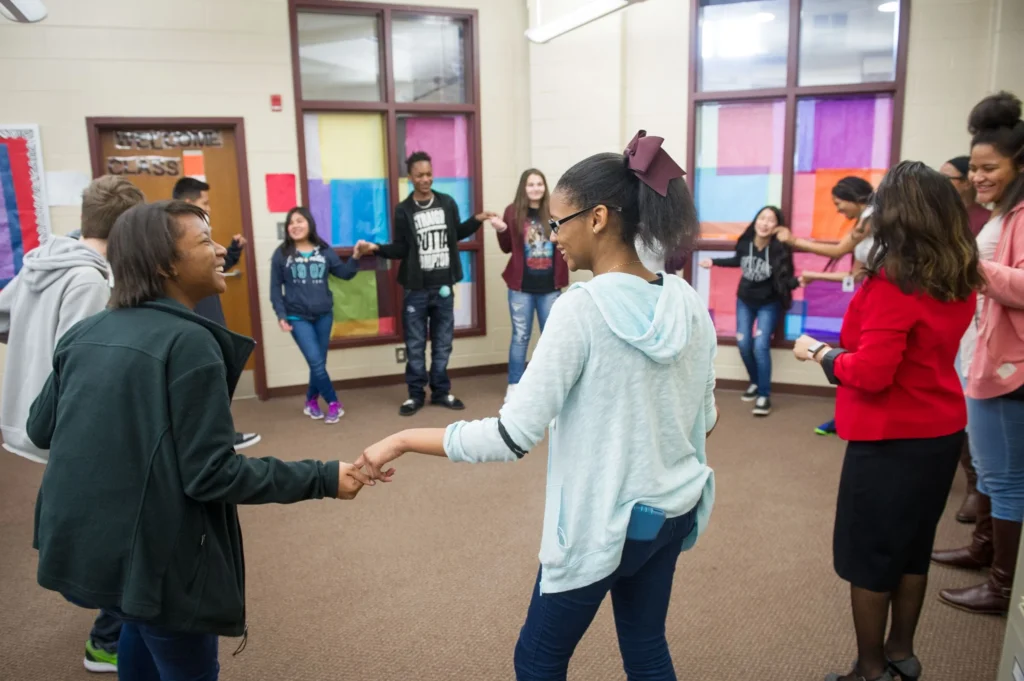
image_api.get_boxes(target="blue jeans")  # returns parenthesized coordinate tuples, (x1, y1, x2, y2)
(967, 395, 1024, 521)
(403, 288, 455, 401)
(513, 508, 697, 681)
(735, 299, 781, 397)
(117, 622, 219, 681)
(508, 290, 560, 385)
(290, 313, 337, 404)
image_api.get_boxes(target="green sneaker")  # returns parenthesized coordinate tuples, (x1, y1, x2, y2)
(84, 639, 117, 673)
(814, 419, 837, 436)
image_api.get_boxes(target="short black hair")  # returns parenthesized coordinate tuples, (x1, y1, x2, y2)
(554, 152, 697, 254)
(831, 176, 874, 203)
(406, 151, 432, 175)
(172, 177, 210, 201)
(107, 200, 208, 309)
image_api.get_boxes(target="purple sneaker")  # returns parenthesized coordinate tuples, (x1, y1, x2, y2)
(325, 402, 344, 424)
(303, 399, 324, 420)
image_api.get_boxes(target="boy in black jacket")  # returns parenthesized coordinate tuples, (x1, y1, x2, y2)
(172, 177, 260, 449)
(357, 152, 499, 416)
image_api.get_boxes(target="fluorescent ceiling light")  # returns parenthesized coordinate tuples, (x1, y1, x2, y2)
(754, 12, 775, 22)
(0, 0, 47, 22)
(525, 0, 646, 44)
(877, 2, 898, 12)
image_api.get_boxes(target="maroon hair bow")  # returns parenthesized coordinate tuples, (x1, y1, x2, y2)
(624, 130, 685, 197)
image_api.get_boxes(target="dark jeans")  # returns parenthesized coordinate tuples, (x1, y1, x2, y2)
(735, 299, 781, 397)
(290, 313, 337, 404)
(513, 508, 697, 681)
(403, 288, 455, 401)
(62, 593, 120, 654)
(91, 609, 121, 654)
(118, 622, 219, 681)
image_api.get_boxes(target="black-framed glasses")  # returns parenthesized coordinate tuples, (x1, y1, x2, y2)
(548, 205, 622, 234)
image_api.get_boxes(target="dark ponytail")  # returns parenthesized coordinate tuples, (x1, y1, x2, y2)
(969, 91, 1024, 213)
(554, 152, 698, 254)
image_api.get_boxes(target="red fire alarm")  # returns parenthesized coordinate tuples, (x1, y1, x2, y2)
(270, 95, 282, 112)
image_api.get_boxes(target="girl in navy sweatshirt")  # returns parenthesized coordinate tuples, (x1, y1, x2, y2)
(270, 207, 359, 424)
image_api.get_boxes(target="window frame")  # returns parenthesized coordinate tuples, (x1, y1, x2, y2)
(684, 0, 910, 347)
(289, 0, 486, 349)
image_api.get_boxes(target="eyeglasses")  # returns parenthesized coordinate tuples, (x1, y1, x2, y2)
(548, 205, 622, 234)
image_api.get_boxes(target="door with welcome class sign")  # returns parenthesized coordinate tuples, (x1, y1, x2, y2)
(87, 118, 267, 399)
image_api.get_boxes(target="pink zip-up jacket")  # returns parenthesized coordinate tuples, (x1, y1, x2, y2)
(968, 200, 1024, 400)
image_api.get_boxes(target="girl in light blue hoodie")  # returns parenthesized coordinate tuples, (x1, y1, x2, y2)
(357, 131, 718, 681)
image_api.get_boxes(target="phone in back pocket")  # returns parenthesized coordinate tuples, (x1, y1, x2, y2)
(626, 503, 666, 541)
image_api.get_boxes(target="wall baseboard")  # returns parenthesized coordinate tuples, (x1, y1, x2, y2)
(264, 365, 834, 400)
(716, 378, 836, 398)
(264, 363, 509, 399)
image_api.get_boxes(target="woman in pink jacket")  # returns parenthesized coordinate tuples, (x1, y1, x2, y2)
(935, 91, 1024, 617)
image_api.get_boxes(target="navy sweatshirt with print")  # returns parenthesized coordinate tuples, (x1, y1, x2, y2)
(270, 244, 358, 321)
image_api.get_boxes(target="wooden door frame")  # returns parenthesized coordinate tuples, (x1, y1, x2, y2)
(86, 117, 269, 400)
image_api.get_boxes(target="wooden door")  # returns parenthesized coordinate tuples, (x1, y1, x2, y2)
(98, 127, 255, 370)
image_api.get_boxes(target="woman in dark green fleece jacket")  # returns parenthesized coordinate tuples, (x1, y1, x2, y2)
(27, 200, 373, 681)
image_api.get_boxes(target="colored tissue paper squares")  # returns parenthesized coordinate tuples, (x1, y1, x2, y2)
(695, 170, 770, 224)
(328, 179, 389, 247)
(715, 101, 781, 174)
(454, 282, 474, 329)
(330, 271, 381, 338)
(402, 116, 470, 179)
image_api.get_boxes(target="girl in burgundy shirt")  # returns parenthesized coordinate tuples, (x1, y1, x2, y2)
(794, 162, 982, 681)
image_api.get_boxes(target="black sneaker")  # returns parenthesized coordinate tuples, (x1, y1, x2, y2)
(752, 396, 771, 417)
(234, 432, 261, 450)
(399, 398, 424, 417)
(741, 384, 758, 402)
(431, 394, 465, 410)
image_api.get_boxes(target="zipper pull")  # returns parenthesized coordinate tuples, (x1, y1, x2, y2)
(232, 624, 248, 656)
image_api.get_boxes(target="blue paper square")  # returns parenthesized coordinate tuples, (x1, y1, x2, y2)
(329, 179, 389, 247)
(694, 170, 770, 223)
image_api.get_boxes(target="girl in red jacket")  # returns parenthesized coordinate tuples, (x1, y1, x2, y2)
(494, 169, 569, 400)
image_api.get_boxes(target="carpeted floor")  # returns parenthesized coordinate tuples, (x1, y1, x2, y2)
(0, 375, 1006, 680)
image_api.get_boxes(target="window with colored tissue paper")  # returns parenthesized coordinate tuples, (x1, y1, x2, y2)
(790, 94, 891, 243)
(694, 100, 785, 241)
(304, 112, 391, 249)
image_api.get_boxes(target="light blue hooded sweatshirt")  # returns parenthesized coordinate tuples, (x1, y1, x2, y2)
(445, 272, 717, 594)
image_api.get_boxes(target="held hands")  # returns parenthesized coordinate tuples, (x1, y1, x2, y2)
(337, 462, 375, 500)
(352, 240, 379, 259)
(353, 435, 403, 482)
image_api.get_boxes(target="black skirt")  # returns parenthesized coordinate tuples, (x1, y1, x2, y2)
(833, 431, 964, 592)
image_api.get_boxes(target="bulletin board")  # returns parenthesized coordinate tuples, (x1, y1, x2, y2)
(0, 125, 50, 288)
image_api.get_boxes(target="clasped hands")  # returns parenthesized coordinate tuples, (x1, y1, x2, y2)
(335, 434, 404, 500)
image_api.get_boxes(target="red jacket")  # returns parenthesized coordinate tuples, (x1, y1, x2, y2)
(826, 274, 975, 442)
(496, 204, 569, 292)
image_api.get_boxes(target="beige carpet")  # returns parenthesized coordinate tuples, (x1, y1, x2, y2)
(0, 375, 1006, 680)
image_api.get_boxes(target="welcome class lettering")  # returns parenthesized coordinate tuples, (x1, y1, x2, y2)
(106, 129, 222, 177)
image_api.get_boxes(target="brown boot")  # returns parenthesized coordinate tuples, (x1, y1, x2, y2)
(931, 494, 993, 569)
(956, 442, 982, 524)
(939, 518, 1020, 615)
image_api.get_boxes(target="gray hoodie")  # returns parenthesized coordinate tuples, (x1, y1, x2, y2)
(0, 236, 110, 463)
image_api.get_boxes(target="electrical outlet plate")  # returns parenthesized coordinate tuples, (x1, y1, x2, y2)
(395, 347, 406, 363)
